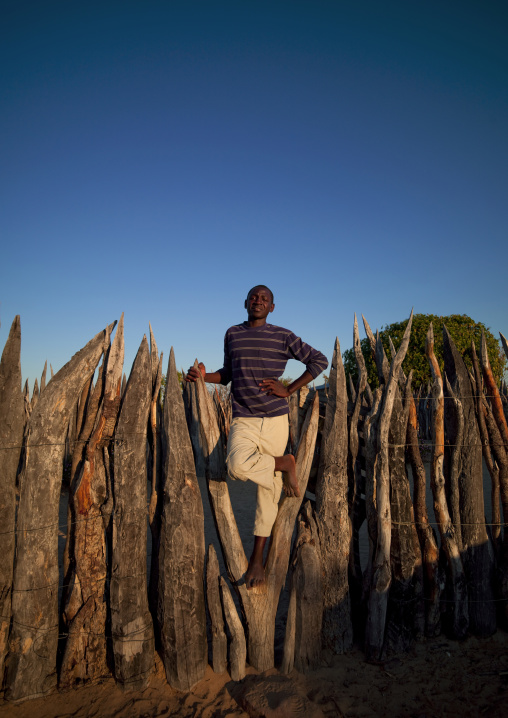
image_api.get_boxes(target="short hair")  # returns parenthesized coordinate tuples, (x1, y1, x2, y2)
(246, 285, 274, 303)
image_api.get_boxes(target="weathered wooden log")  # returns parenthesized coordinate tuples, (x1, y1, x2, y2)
(481, 330, 508, 448)
(110, 335, 154, 690)
(60, 316, 124, 687)
(315, 337, 352, 653)
(443, 325, 496, 636)
(288, 391, 300, 453)
(206, 544, 227, 674)
(364, 315, 423, 652)
(427, 324, 468, 639)
(147, 325, 163, 622)
(220, 577, 246, 681)
(40, 360, 47, 394)
(290, 502, 323, 673)
(192, 367, 320, 671)
(362, 387, 382, 614)
(158, 350, 207, 692)
(362, 314, 389, 384)
(443, 374, 464, 552)
(471, 343, 501, 547)
(31, 377, 39, 411)
(0, 316, 24, 682)
(475, 338, 508, 618)
(384, 371, 424, 653)
(5, 322, 114, 702)
(349, 316, 368, 608)
(61, 365, 104, 609)
(281, 586, 297, 675)
(405, 373, 441, 637)
(182, 374, 207, 478)
(365, 311, 412, 661)
(348, 373, 356, 404)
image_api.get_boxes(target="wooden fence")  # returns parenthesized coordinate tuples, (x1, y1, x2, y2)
(1, 312, 508, 703)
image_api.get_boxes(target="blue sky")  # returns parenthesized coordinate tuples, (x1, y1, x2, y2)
(2, 1, 507, 387)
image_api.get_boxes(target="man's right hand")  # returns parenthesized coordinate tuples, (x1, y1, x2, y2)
(185, 362, 206, 382)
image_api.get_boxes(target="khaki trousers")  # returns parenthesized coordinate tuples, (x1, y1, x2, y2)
(226, 414, 289, 537)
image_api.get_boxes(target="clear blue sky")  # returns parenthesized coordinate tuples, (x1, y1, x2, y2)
(2, 1, 507, 388)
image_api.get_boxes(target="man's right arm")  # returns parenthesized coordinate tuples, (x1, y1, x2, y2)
(186, 330, 232, 385)
(185, 363, 224, 384)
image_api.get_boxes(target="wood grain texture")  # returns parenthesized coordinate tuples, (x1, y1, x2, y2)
(315, 337, 352, 653)
(5, 322, 113, 702)
(158, 350, 207, 692)
(0, 316, 24, 682)
(110, 335, 154, 690)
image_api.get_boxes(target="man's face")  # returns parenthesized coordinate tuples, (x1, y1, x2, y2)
(245, 286, 274, 321)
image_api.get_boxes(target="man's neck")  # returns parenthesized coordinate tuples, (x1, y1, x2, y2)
(246, 318, 267, 328)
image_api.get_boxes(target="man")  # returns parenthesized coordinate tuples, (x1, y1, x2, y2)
(186, 285, 327, 589)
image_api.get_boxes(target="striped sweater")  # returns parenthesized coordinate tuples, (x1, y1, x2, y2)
(218, 322, 328, 419)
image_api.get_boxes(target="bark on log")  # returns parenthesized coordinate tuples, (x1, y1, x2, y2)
(443, 325, 496, 636)
(476, 338, 508, 618)
(427, 325, 469, 639)
(110, 335, 154, 690)
(31, 378, 39, 412)
(405, 373, 441, 637)
(60, 316, 124, 687)
(349, 316, 367, 607)
(365, 311, 413, 661)
(315, 337, 352, 653)
(443, 374, 464, 552)
(220, 578, 246, 681)
(206, 544, 227, 674)
(40, 360, 47, 394)
(362, 388, 382, 614)
(281, 587, 296, 675)
(0, 316, 24, 682)
(480, 330, 508, 448)
(290, 502, 323, 673)
(158, 350, 207, 692)
(192, 368, 320, 671)
(5, 322, 114, 702)
(384, 370, 424, 653)
(471, 344, 501, 547)
(147, 346, 163, 622)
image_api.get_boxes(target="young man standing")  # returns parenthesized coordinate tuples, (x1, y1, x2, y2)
(186, 285, 327, 589)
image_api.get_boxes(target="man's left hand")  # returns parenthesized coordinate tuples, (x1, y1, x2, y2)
(259, 378, 290, 398)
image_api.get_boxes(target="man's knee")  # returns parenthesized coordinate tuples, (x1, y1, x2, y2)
(227, 450, 258, 481)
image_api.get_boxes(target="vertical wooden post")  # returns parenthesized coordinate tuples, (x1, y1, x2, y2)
(426, 325, 468, 639)
(405, 373, 441, 637)
(365, 312, 413, 661)
(206, 544, 227, 674)
(5, 323, 113, 702)
(60, 316, 124, 687)
(0, 317, 24, 681)
(158, 349, 207, 691)
(443, 325, 496, 637)
(315, 337, 352, 653)
(110, 335, 154, 689)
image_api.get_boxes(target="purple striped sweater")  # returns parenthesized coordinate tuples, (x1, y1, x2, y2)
(218, 322, 328, 419)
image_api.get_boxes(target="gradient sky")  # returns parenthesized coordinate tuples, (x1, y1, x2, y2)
(2, 1, 507, 388)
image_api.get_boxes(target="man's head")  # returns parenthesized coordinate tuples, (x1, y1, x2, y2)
(245, 285, 275, 323)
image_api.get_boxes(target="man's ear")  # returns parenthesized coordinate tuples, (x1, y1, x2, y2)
(244, 299, 248, 309)
(269, 303, 275, 313)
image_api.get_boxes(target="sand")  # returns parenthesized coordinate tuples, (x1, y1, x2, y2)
(1, 632, 508, 717)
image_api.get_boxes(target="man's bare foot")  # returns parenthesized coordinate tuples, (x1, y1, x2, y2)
(274, 454, 300, 497)
(245, 558, 265, 589)
(246, 536, 268, 590)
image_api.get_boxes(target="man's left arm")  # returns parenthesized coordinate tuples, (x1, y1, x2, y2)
(260, 333, 328, 398)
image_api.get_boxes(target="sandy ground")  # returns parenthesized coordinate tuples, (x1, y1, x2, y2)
(1, 632, 508, 717)
(2, 476, 508, 716)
